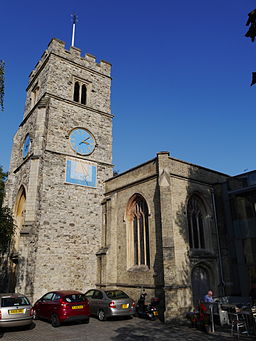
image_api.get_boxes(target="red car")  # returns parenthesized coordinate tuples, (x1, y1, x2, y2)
(33, 290, 90, 327)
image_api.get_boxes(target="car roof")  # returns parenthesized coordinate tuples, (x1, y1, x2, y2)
(48, 290, 83, 296)
(97, 289, 124, 292)
(86, 289, 125, 293)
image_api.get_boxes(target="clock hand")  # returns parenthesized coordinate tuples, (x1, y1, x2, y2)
(79, 137, 90, 145)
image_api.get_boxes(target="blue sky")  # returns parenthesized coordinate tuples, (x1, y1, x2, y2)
(1, 0, 255, 175)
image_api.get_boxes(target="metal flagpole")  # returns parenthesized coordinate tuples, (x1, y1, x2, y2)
(71, 14, 78, 47)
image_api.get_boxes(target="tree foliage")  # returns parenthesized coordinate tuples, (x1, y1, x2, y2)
(0, 167, 15, 253)
(0, 60, 4, 111)
(245, 9, 256, 42)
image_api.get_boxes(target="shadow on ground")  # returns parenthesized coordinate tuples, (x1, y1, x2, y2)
(0, 321, 36, 338)
(110, 319, 252, 341)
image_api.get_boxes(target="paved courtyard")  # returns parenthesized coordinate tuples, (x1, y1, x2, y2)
(0, 317, 254, 341)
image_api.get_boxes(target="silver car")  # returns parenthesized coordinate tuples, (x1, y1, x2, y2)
(0, 293, 33, 328)
(85, 289, 135, 321)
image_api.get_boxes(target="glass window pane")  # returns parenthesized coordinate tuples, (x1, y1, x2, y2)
(133, 217, 138, 265)
(105, 290, 129, 299)
(192, 214, 199, 248)
(198, 214, 205, 248)
(1, 296, 30, 307)
(64, 294, 85, 302)
(139, 215, 145, 264)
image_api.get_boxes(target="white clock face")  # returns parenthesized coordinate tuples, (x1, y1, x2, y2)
(23, 134, 31, 158)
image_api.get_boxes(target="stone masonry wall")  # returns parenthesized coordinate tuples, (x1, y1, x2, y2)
(103, 159, 162, 303)
(102, 153, 229, 322)
(5, 38, 113, 303)
(32, 152, 112, 300)
(24, 38, 111, 119)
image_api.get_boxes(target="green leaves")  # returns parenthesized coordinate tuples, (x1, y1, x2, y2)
(0, 207, 15, 253)
(0, 166, 15, 253)
(245, 9, 256, 42)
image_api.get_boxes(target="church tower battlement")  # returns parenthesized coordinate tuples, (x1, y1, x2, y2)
(5, 38, 113, 302)
(29, 38, 111, 80)
(24, 38, 112, 119)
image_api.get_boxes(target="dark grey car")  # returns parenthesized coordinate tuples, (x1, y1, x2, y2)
(85, 289, 135, 321)
(0, 293, 33, 328)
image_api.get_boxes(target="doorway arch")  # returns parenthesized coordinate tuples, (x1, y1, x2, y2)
(191, 265, 211, 306)
(14, 185, 26, 251)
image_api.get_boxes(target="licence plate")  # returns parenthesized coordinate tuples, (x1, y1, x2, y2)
(9, 309, 25, 314)
(153, 311, 158, 316)
(72, 305, 83, 309)
(121, 304, 129, 309)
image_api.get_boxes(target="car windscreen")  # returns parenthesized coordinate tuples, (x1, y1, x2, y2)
(1, 296, 30, 307)
(63, 294, 85, 303)
(105, 290, 129, 299)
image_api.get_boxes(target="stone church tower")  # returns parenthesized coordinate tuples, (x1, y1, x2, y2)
(4, 38, 113, 301)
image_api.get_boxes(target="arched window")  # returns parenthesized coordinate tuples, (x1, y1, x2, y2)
(187, 195, 206, 249)
(81, 84, 87, 104)
(127, 194, 150, 268)
(73, 82, 80, 102)
(73, 81, 87, 105)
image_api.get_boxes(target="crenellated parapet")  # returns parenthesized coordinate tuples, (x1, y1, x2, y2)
(24, 37, 112, 119)
(28, 38, 111, 84)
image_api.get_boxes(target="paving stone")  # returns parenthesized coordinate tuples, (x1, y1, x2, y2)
(0, 317, 254, 341)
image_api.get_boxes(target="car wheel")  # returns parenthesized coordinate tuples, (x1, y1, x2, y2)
(51, 313, 61, 327)
(98, 309, 106, 321)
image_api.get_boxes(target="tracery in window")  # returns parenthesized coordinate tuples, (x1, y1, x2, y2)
(127, 194, 150, 268)
(187, 195, 206, 249)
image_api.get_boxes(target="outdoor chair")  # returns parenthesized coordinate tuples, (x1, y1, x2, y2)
(228, 312, 249, 338)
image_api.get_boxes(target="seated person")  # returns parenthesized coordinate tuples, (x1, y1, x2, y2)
(204, 290, 214, 303)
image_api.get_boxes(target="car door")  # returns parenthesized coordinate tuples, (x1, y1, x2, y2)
(38, 292, 54, 319)
(92, 290, 104, 314)
(51, 293, 61, 317)
(85, 290, 95, 315)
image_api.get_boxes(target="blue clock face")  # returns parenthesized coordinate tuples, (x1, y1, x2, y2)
(23, 134, 31, 158)
(70, 128, 95, 155)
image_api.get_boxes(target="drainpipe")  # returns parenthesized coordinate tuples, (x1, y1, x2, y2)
(211, 189, 225, 296)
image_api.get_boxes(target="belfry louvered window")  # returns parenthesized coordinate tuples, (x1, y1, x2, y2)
(187, 196, 206, 249)
(127, 194, 150, 267)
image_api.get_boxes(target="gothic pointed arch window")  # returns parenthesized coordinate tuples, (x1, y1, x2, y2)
(126, 194, 150, 268)
(187, 195, 207, 250)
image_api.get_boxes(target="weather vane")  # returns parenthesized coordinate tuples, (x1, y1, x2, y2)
(71, 14, 78, 47)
